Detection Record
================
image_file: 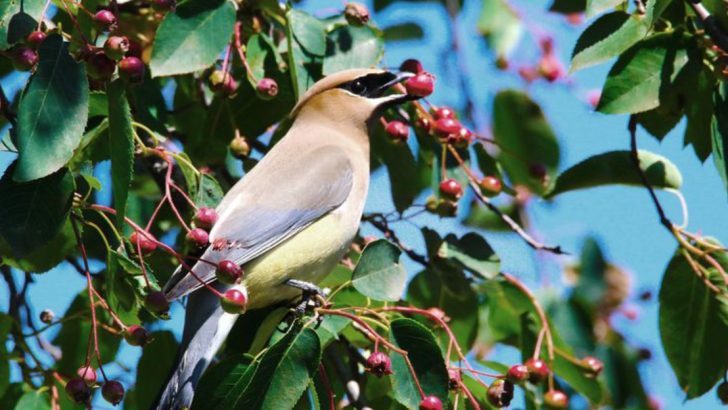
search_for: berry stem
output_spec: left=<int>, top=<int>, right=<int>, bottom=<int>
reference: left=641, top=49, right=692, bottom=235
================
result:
left=502, top=273, right=554, bottom=362
left=318, top=364, right=335, bottom=410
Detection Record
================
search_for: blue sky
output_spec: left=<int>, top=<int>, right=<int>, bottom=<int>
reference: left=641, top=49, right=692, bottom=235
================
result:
left=2, top=0, right=728, bottom=408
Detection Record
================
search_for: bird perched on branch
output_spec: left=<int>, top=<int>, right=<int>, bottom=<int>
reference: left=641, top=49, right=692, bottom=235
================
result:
left=156, top=68, right=417, bottom=409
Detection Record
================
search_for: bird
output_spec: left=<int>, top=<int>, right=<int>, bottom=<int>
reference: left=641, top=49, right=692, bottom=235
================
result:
left=155, top=68, right=417, bottom=409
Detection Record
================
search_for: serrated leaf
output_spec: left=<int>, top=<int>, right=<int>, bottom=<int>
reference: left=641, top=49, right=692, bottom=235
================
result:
left=323, top=25, right=384, bottom=75
left=437, top=232, right=500, bottom=279
left=107, top=80, right=135, bottom=229
left=150, top=0, right=236, bottom=77
left=14, top=34, right=89, bottom=182
left=352, top=240, right=407, bottom=301
left=547, top=150, right=682, bottom=197
left=570, top=12, right=649, bottom=72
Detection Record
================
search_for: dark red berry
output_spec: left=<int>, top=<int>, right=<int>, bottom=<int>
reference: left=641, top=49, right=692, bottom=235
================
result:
left=449, top=126, right=472, bottom=148
left=102, top=380, right=125, bottom=405
left=529, top=163, right=548, bottom=180
left=130, top=231, right=157, bottom=255
left=718, top=381, right=728, bottom=404
left=11, top=47, right=38, bottom=71
left=124, top=325, right=152, bottom=346
left=209, top=70, right=237, bottom=96
left=385, top=120, right=409, bottom=143
left=230, top=136, right=251, bottom=159
left=447, top=368, right=461, bottom=390
left=186, top=228, right=209, bottom=247
left=399, top=58, right=423, bottom=74
left=366, top=351, right=393, bottom=377
left=221, top=288, right=247, bottom=314
left=525, top=358, right=550, bottom=383
left=487, top=379, right=514, bottom=408
left=256, top=77, right=278, bottom=99
left=418, top=395, right=443, bottom=410
left=216, top=260, right=243, bottom=285
left=433, top=118, right=461, bottom=138
left=151, top=0, right=176, bottom=12
left=544, top=390, right=569, bottom=409
left=194, top=207, right=218, bottom=229
left=127, top=39, right=143, bottom=58
left=480, top=176, right=502, bottom=197
left=580, top=356, right=603, bottom=378
left=93, top=10, right=118, bottom=32
left=104, top=36, right=130, bottom=60
left=86, top=52, right=116, bottom=81
left=344, top=2, right=370, bottom=26
left=26, top=31, right=47, bottom=48
left=76, top=366, right=97, bottom=385
left=506, top=364, right=529, bottom=383
left=65, top=378, right=91, bottom=404
left=416, top=117, right=431, bottom=132
left=144, top=291, right=170, bottom=315
left=433, top=106, right=455, bottom=120
left=439, top=178, right=463, bottom=200
left=118, top=56, right=145, bottom=84
left=404, top=72, right=435, bottom=97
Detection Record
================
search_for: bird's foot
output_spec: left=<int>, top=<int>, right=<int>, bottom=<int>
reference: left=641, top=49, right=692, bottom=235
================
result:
left=277, top=279, right=328, bottom=332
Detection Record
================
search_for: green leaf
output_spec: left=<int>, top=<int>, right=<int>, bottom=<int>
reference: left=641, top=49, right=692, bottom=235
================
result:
left=371, top=126, right=422, bottom=212
left=0, top=0, right=44, bottom=49
left=150, top=0, right=236, bottom=77
left=352, top=239, right=407, bottom=301
left=323, top=25, right=384, bottom=75
left=128, top=331, right=178, bottom=410
left=477, top=0, right=523, bottom=57
left=0, top=219, right=77, bottom=273
left=88, top=91, right=108, bottom=118
left=193, top=355, right=254, bottom=409
left=13, top=391, right=50, bottom=410
left=659, top=248, right=728, bottom=398
left=711, top=82, right=728, bottom=194
left=107, top=80, right=135, bottom=229
left=437, top=232, right=500, bottom=279
left=288, top=9, right=326, bottom=56
left=0, top=314, right=11, bottom=398
left=597, top=33, right=689, bottom=115
left=0, top=165, right=73, bottom=257
left=463, top=199, right=522, bottom=232
left=684, top=65, right=714, bottom=162
left=286, top=9, right=326, bottom=97
left=106, top=250, right=140, bottom=324
left=493, top=90, right=559, bottom=196
left=194, top=173, right=225, bottom=208
left=383, top=22, right=424, bottom=41
left=586, top=0, right=623, bottom=17
left=14, top=34, right=89, bottom=182
left=246, top=33, right=274, bottom=84
left=547, top=150, right=682, bottom=197
left=390, top=318, right=449, bottom=409
left=570, top=12, right=649, bottom=72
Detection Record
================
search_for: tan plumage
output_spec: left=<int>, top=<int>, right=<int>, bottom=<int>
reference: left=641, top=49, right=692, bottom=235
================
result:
left=156, top=68, right=415, bottom=409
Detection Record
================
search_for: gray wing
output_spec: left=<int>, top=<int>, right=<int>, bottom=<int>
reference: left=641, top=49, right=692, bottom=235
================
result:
left=164, top=145, right=353, bottom=300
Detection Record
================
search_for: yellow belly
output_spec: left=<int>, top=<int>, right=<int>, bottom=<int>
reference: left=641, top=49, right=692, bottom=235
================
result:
left=238, top=210, right=353, bottom=310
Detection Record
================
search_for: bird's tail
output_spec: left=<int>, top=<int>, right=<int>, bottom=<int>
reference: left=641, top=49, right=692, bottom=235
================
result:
left=155, top=284, right=237, bottom=410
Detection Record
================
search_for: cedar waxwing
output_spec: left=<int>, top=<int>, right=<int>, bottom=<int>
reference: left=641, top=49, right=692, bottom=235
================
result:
left=155, top=68, right=417, bottom=409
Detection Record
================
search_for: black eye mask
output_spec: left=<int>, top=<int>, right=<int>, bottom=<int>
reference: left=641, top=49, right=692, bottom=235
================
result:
left=338, top=72, right=399, bottom=98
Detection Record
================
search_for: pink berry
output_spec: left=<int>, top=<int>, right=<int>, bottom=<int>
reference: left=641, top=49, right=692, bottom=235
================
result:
left=506, top=364, right=529, bottom=383
left=433, top=106, right=455, bottom=120
left=433, top=118, right=461, bottom=138
left=419, top=395, right=442, bottom=410
left=209, top=70, right=237, bottom=96
left=221, top=289, right=247, bottom=314
left=26, top=31, right=47, bottom=48
left=130, top=231, right=157, bottom=255
left=525, top=358, right=550, bottom=383
left=256, top=77, right=278, bottom=99
left=385, top=120, right=409, bottom=142
left=447, top=368, right=461, bottom=390
left=65, top=378, right=91, bottom=404
left=399, top=58, right=423, bottom=74
left=365, top=351, right=393, bottom=377
left=102, top=380, right=125, bottom=405
left=544, top=390, right=569, bottom=409
left=194, top=207, right=218, bottom=229
left=344, top=2, right=370, bottom=26
left=538, top=53, right=564, bottom=82
left=124, top=325, right=151, bottom=346
left=118, top=56, right=145, bottom=84
left=93, top=10, right=118, bottom=32
left=76, top=366, right=97, bottom=385
left=12, top=47, right=38, bottom=71
left=104, top=35, right=130, bottom=60
left=404, top=71, right=435, bottom=97
left=186, top=228, right=209, bottom=247
left=216, top=260, right=243, bottom=284
left=439, top=178, right=463, bottom=200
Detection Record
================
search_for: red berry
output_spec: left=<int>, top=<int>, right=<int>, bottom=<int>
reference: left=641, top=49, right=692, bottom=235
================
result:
left=230, top=136, right=251, bottom=159
left=102, top=380, right=125, bottom=405
left=528, top=163, right=548, bottom=180
left=447, top=368, right=461, bottom=390
left=194, top=207, right=218, bottom=229
left=209, top=70, right=237, bottom=96
left=385, top=120, right=409, bottom=142
left=151, top=0, right=176, bottom=12
left=718, top=381, right=728, bottom=404
left=127, top=39, right=143, bottom=58
left=86, top=52, right=116, bottom=81
left=418, top=395, right=442, bottom=410
left=216, top=260, right=243, bottom=284
left=256, top=77, right=279, bottom=99
left=65, top=378, right=91, bottom=404
left=186, top=228, right=209, bottom=247
left=433, top=106, right=455, bottom=120
left=118, top=56, right=145, bottom=84
left=344, top=2, right=370, bottom=26
left=221, top=288, right=247, bottom=314
left=76, top=366, right=97, bottom=385
left=26, top=31, right=47, bottom=48
left=400, top=58, right=423, bottom=74
left=11, top=47, right=38, bottom=71
left=365, top=351, right=393, bottom=377
left=433, top=118, right=461, bottom=138
left=581, top=356, right=603, bottom=378
left=566, top=13, right=584, bottom=25
left=104, top=35, right=130, bottom=60
left=518, top=66, right=539, bottom=83
left=538, top=54, right=564, bottom=82
left=124, top=325, right=151, bottom=346
left=544, top=390, right=569, bottom=409
left=448, top=126, right=472, bottom=148
left=94, top=10, right=118, bottom=32
left=439, top=178, right=463, bottom=200
left=415, top=117, right=431, bottom=132
left=480, top=176, right=502, bottom=197
left=525, top=358, right=550, bottom=383
left=404, top=72, right=435, bottom=97
left=144, top=291, right=170, bottom=315
left=487, top=379, right=514, bottom=408
left=506, top=364, right=529, bottom=383
left=130, top=231, right=157, bottom=255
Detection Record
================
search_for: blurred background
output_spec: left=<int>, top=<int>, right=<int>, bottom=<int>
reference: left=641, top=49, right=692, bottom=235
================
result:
left=2, top=0, right=727, bottom=408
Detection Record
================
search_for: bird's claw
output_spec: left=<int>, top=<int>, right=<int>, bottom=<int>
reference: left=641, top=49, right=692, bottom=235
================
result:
left=277, top=279, right=327, bottom=332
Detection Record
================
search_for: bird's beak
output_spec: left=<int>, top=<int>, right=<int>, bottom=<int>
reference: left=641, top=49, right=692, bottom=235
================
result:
left=370, top=71, right=419, bottom=106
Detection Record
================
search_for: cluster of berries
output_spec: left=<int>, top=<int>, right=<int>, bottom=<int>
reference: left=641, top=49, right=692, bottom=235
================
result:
left=64, top=366, right=124, bottom=406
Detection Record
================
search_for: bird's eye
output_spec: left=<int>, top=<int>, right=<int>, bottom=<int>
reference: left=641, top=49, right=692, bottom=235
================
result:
left=349, top=80, right=366, bottom=95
